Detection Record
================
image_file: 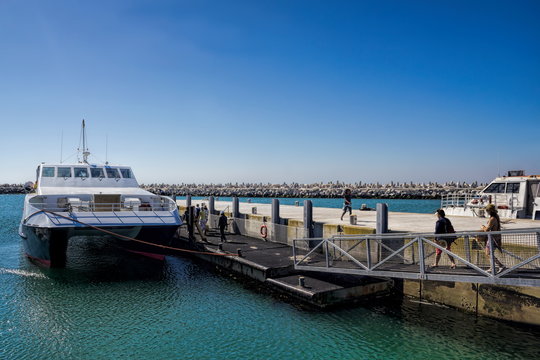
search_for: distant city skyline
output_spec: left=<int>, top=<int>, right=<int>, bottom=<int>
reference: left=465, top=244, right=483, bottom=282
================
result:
left=1, top=1, right=539, bottom=184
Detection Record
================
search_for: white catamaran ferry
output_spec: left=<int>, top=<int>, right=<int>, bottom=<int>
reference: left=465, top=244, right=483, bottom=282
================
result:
left=18, top=121, right=182, bottom=267
left=442, top=170, right=540, bottom=220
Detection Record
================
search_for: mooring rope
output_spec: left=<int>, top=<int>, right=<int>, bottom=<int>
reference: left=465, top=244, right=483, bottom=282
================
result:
left=25, top=209, right=238, bottom=257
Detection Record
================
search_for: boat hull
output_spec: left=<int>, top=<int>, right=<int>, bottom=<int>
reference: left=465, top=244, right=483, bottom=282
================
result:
left=20, top=224, right=179, bottom=268
left=20, top=225, right=70, bottom=267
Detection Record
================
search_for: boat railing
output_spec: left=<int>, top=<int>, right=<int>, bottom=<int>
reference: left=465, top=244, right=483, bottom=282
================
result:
left=442, top=192, right=520, bottom=211
left=28, top=196, right=177, bottom=213
left=441, top=192, right=480, bottom=208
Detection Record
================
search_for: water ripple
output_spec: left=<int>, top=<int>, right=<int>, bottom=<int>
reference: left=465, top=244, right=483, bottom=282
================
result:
left=0, top=267, right=47, bottom=279
left=1, top=194, right=539, bottom=359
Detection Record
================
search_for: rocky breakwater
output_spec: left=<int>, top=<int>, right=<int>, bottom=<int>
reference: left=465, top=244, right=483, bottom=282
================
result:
left=142, top=181, right=484, bottom=200
left=0, top=184, right=26, bottom=194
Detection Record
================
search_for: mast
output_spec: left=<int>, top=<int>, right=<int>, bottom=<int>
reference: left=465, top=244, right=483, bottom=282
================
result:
left=78, top=119, right=91, bottom=164
left=60, top=130, right=63, bottom=163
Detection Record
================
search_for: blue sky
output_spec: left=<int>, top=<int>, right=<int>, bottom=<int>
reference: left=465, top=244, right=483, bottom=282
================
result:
left=1, top=0, right=539, bottom=184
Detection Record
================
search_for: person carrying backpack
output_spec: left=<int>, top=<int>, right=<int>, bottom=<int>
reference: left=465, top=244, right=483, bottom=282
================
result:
left=432, top=209, right=456, bottom=269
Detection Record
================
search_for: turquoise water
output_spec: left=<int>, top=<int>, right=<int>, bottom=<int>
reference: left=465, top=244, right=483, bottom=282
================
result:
left=1, top=194, right=539, bottom=359
left=181, top=197, right=442, bottom=214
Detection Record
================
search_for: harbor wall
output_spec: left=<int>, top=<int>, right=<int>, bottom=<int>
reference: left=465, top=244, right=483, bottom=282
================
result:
left=0, top=182, right=484, bottom=198
left=179, top=205, right=377, bottom=247
left=403, top=280, right=540, bottom=325
left=142, top=182, right=483, bottom=199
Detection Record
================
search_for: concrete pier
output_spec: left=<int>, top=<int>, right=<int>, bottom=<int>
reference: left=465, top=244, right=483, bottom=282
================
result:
left=174, top=198, right=540, bottom=323
left=173, top=227, right=391, bottom=308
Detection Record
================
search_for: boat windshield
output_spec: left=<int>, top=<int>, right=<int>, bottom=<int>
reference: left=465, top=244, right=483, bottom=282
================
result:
left=57, top=167, right=72, bottom=178
left=42, top=167, right=55, bottom=177
left=484, top=182, right=521, bottom=194
left=120, top=169, right=132, bottom=178
left=90, top=168, right=105, bottom=178
left=506, top=183, right=520, bottom=193
left=105, top=168, right=120, bottom=178
left=74, top=167, right=89, bottom=178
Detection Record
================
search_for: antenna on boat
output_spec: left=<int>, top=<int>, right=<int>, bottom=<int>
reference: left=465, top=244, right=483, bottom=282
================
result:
left=105, top=134, right=109, bottom=165
left=60, top=130, right=63, bottom=163
left=77, top=119, right=91, bottom=164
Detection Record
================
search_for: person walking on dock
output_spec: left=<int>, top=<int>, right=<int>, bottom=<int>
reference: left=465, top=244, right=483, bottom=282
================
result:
left=341, top=188, right=353, bottom=221
left=218, top=211, right=228, bottom=242
left=183, top=207, right=194, bottom=240
left=199, top=204, right=208, bottom=235
left=432, top=209, right=456, bottom=269
left=480, top=204, right=506, bottom=272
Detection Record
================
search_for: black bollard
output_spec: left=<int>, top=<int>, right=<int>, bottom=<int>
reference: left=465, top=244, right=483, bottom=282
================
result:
left=376, top=203, right=388, bottom=234
left=304, top=200, right=313, bottom=238
left=272, top=199, right=280, bottom=225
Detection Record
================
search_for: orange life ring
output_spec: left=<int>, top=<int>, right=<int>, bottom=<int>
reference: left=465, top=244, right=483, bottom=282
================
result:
left=498, top=205, right=509, bottom=210
left=260, top=224, right=268, bottom=239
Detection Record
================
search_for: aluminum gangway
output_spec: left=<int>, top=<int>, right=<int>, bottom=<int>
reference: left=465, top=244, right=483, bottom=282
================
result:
left=293, top=228, right=540, bottom=287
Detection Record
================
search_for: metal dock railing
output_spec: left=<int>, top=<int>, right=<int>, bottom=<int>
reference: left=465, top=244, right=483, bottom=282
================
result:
left=293, top=228, right=540, bottom=287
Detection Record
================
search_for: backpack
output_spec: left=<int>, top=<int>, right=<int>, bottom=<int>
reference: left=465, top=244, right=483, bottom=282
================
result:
left=445, top=218, right=457, bottom=244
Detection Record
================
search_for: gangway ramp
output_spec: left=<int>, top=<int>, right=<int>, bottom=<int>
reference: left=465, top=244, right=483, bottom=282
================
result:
left=293, top=228, right=540, bottom=287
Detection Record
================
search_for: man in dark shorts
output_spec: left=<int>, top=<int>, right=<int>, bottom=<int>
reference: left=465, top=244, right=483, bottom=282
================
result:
left=341, top=188, right=352, bottom=221
left=432, top=209, right=456, bottom=269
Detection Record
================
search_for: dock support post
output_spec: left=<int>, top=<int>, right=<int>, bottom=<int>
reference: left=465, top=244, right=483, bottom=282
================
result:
left=208, top=196, right=215, bottom=215
left=418, top=237, right=426, bottom=277
left=304, top=200, right=313, bottom=238
left=272, top=199, right=280, bottom=224
left=271, top=199, right=281, bottom=243
left=376, top=203, right=388, bottom=234
left=232, top=197, right=240, bottom=218
left=232, top=196, right=240, bottom=234
left=186, top=195, right=192, bottom=209
left=188, top=206, right=195, bottom=242
left=376, top=203, right=388, bottom=262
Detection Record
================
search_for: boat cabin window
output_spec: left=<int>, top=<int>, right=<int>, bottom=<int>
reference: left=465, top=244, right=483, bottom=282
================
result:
left=506, top=183, right=521, bottom=194
left=42, top=167, right=55, bottom=177
left=120, top=168, right=132, bottom=178
left=90, top=168, right=105, bottom=178
left=57, top=167, right=72, bottom=178
left=484, top=183, right=505, bottom=193
left=105, top=168, right=120, bottom=178
left=74, top=167, right=89, bottom=178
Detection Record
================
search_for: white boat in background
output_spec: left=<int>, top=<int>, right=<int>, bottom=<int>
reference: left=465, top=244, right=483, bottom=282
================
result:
left=442, top=170, right=540, bottom=220
left=18, top=121, right=182, bottom=267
